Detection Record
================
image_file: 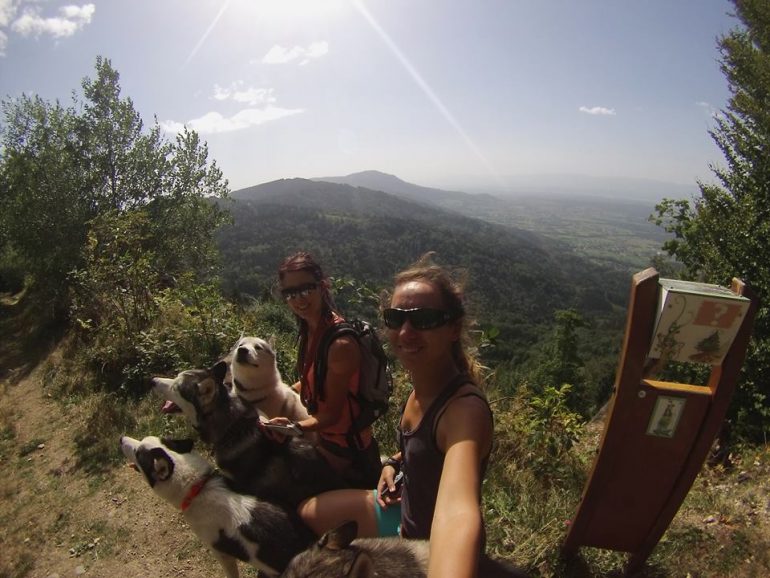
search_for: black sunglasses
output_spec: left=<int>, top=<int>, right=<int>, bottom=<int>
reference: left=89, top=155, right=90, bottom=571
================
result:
left=280, top=282, right=318, bottom=301
left=383, top=307, right=459, bottom=330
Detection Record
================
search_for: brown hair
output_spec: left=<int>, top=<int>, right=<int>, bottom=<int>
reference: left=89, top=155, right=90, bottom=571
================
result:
left=278, top=252, right=337, bottom=329
left=390, top=252, right=484, bottom=384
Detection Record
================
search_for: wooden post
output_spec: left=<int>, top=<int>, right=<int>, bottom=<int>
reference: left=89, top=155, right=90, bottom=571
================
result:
left=562, top=270, right=758, bottom=574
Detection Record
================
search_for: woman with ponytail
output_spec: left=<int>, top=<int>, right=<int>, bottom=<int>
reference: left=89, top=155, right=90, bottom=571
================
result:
left=296, top=253, right=503, bottom=578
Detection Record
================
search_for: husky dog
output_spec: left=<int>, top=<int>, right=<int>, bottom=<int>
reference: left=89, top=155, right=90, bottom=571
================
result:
left=281, top=521, right=529, bottom=578
left=120, top=435, right=314, bottom=578
left=230, top=336, right=310, bottom=424
left=152, top=361, right=347, bottom=507
left=280, top=520, right=429, bottom=578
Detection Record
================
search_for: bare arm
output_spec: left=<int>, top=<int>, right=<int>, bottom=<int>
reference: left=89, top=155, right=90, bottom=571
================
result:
left=296, top=335, right=360, bottom=432
left=428, top=394, right=493, bottom=578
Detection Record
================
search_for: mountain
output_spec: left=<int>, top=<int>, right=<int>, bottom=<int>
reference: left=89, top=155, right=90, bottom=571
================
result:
left=314, top=170, right=500, bottom=209
left=221, top=178, right=629, bottom=359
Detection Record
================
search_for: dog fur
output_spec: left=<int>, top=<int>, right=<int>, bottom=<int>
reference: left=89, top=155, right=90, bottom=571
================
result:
left=230, top=336, right=309, bottom=424
left=120, top=435, right=314, bottom=578
left=152, top=361, right=347, bottom=507
left=280, top=520, right=530, bottom=578
left=280, top=520, right=429, bottom=578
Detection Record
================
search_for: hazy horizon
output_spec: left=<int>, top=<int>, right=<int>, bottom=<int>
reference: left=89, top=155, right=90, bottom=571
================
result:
left=0, top=1, right=735, bottom=196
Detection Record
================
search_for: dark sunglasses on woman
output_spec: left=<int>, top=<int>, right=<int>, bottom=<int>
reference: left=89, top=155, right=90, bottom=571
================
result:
left=281, top=282, right=318, bottom=301
left=383, top=307, right=459, bottom=330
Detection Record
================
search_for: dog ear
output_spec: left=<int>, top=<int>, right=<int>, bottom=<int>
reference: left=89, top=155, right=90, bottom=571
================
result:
left=323, top=520, right=358, bottom=550
left=162, top=438, right=194, bottom=454
left=347, top=551, right=374, bottom=578
left=268, top=334, right=276, bottom=350
left=198, top=377, right=218, bottom=404
left=149, top=447, right=174, bottom=481
left=211, top=360, right=228, bottom=384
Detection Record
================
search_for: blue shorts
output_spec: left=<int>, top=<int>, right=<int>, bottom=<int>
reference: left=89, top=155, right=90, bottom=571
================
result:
left=373, top=490, right=402, bottom=537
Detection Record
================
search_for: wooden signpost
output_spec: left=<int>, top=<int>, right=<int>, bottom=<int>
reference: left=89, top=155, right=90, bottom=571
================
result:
left=562, top=268, right=758, bottom=574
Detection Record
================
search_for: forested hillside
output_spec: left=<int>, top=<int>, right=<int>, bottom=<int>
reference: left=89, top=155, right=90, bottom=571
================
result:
left=221, top=178, right=630, bottom=361
left=317, top=170, right=671, bottom=272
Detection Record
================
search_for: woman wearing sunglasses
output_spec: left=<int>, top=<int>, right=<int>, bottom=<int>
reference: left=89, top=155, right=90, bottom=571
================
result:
left=265, top=251, right=382, bottom=489
left=296, top=253, right=511, bottom=577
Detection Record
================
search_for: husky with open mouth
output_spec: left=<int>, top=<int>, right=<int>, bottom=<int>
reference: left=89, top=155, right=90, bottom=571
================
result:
left=120, top=435, right=314, bottom=578
left=152, top=360, right=347, bottom=507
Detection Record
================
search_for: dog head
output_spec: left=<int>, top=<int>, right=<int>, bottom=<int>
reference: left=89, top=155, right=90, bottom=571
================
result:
left=231, top=336, right=280, bottom=393
left=120, top=435, right=213, bottom=509
left=152, top=361, right=229, bottom=429
left=281, top=520, right=372, bottom=578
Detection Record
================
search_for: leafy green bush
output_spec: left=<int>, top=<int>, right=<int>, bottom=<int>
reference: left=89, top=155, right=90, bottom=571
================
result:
left=482, top=379, right=589, bottom=574
left=0, top=245, right=26, bottom=294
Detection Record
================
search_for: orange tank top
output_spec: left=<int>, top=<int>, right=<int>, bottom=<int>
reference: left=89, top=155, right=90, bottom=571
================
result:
left=301, top=314, right=373, bottom=450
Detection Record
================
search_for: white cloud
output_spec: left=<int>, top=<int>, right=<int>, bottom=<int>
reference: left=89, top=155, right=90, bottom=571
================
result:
left=696, top=101, right=720, bottom=119
left=0, top=0, right=15, bottom=28
left=262, top=41, right=328, bottom=65
left=11, top=3, right=95, bottom=39
left=161, top=106, right=304, bottom=135
left=212, top=83, right=277, bottom=106
left=579, top=106, right=616, bottom=116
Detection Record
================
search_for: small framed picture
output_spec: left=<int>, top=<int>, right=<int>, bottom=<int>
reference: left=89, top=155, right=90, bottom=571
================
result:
left=646, top=396, right=686, bottom=438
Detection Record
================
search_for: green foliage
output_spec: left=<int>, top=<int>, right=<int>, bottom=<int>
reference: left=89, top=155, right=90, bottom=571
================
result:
left=651, top=0, right=770, bottom=441
left=0, top=243, right=26, bottom=293
left=0, top=56, right=229, bottom=313
left=216, top=196, right=629, bottom=368
left=524, top=384, right=585, bottom=485
left=0, top=94, right=84, bottom=304
left=482, top=379, right=589, bottom=574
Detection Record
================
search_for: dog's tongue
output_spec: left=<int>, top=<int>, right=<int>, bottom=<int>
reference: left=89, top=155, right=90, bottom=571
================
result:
left=161, top=400, right=182, bottom=414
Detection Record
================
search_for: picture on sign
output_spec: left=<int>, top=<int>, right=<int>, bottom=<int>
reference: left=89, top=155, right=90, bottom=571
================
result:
left=646, top=396, right=686, bottom=438
left=648, top=279, right=750, bottom=365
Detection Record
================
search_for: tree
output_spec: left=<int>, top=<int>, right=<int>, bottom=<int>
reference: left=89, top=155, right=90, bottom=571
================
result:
left=0, top=57, right=229, bottom=309
left=652, top=0, right=770, bottom=441
left=528, top=309, right=590, bottom=415
left=0, top=95, right=85, bottom=299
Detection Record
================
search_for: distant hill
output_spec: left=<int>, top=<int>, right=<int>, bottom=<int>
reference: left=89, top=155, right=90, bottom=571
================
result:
left=314, top=170, right=500, bottom=209
left=221, top=178, right=629, bottom=359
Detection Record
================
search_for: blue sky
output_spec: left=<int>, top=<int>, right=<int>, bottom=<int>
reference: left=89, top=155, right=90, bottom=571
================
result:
left=0, top=0, right=737, bottom=194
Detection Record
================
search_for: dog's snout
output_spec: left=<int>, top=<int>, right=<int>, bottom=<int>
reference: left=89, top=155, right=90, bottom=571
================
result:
left=236, top=347, right=250, bottom=362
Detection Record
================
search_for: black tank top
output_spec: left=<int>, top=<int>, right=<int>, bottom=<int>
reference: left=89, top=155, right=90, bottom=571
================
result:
left=397, top=374, right=492, bottom=540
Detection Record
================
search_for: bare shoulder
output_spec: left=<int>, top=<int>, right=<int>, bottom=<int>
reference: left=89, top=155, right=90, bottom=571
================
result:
left=326, top=335, right=360, bottom=369
left=326, top=334, right=359, bottom=356
left=443, top=393, right=491, bottom=429
left=437, top=388, right=493, bottom=452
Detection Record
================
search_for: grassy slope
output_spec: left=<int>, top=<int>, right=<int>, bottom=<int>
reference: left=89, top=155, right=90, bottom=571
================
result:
left=2, top=294, right=770, bottom=578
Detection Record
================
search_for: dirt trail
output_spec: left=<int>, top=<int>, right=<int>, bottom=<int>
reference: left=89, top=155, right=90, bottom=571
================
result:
left=0, top=297, right=233, bottom=578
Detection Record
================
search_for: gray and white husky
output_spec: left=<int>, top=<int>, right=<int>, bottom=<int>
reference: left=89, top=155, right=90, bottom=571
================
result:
left=280, top=521, right=530, bottom=578
left=280, top=520, right=429, bottom=578
left=230, top=336, right=310, bottom=424
left=120, top=435, right=314, bottom=578
left=152, top=360, right=347, bottom=507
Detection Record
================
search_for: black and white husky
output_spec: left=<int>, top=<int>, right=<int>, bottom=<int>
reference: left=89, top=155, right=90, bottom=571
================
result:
left=120, top=435, right=314, bottom=578
left=230, top=336, right=310, bottom=424
left=280, top=520, right=429, bottom=578
left=152, top=360, right=347, bottom=507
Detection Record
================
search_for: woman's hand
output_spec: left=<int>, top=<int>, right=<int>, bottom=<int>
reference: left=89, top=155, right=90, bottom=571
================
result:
left=263, top=416, right=293, bottom=442
left=377, top=464, right=402, bottom=508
